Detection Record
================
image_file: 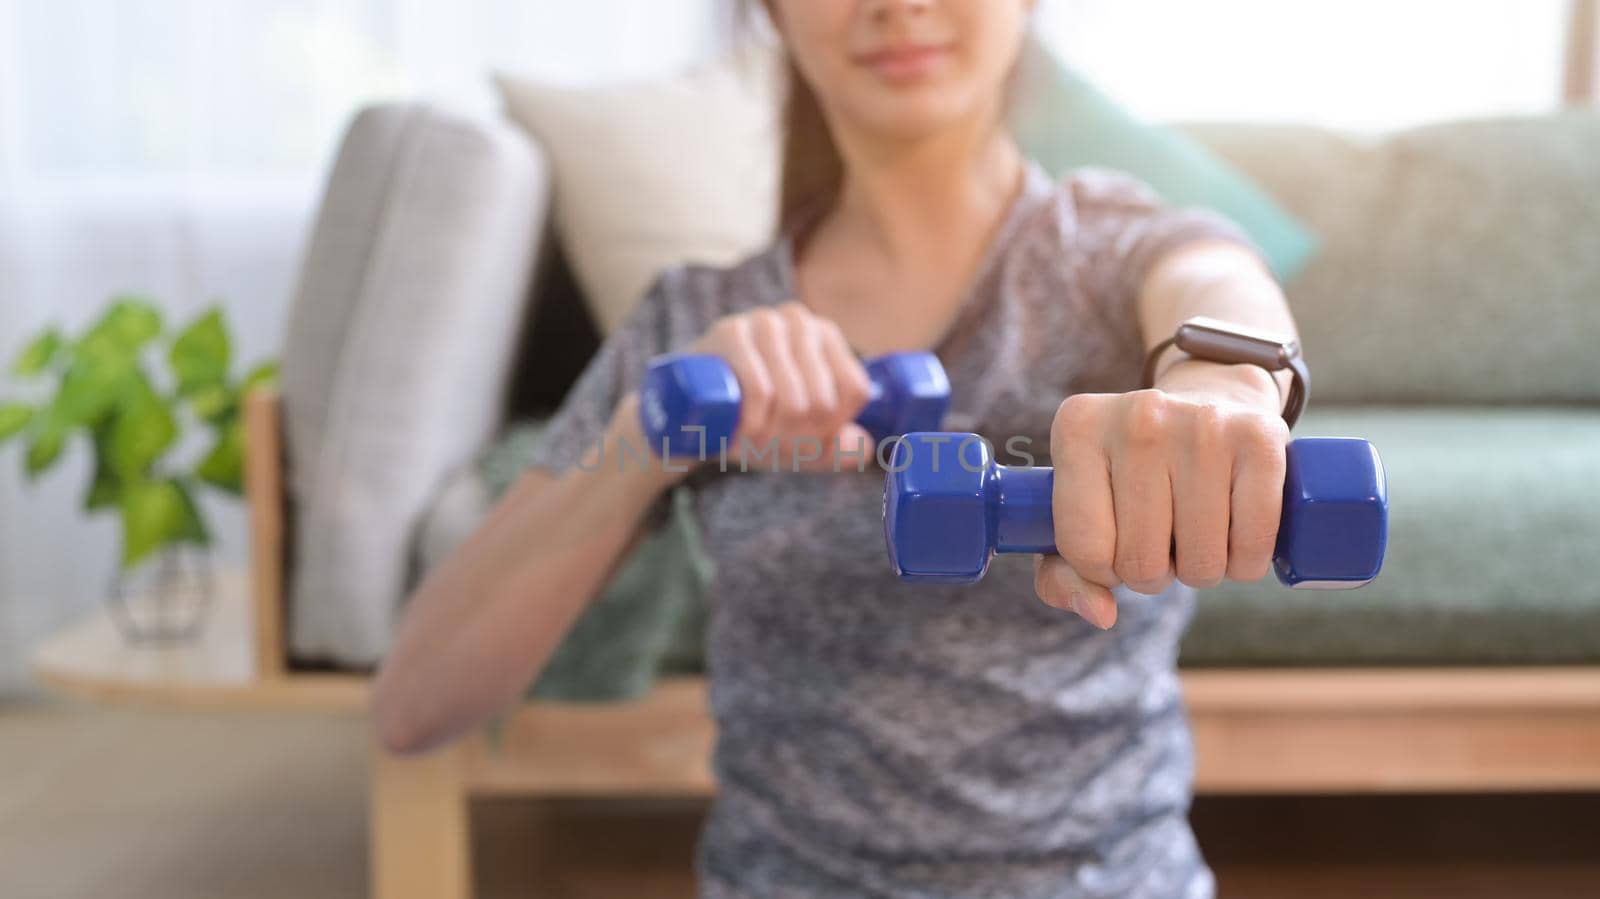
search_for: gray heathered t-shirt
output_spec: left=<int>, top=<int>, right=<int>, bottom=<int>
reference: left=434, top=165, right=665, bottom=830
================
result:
left=527, top=161, right=1258, bottom=898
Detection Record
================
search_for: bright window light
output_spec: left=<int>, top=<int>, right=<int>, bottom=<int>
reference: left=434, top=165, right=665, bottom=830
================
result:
left=1035, top=0, right=1571, bottom=131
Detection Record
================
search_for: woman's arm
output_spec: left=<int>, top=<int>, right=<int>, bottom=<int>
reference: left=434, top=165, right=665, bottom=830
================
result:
left=1036, top=240, right=1301, bottom=627
left=372, top=300, right=877, bottom=754
left=371, top=392, right=680, bottom=755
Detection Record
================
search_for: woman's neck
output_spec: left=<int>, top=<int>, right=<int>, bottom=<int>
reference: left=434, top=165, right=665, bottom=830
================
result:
left=790, top=110, right=1029, bottom=355
left=828, top=122, right=1026, bottom=271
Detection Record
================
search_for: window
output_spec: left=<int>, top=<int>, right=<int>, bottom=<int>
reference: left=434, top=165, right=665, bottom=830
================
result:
left=1035, top=0, right=1572, bottom=130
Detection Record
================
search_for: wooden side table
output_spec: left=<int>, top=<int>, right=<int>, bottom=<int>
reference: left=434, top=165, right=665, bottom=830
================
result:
left=32, top=569, right=368, bottom=711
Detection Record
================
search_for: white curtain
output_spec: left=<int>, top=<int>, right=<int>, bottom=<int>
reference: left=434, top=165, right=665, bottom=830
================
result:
left=0, top=0, right=723, bottom=692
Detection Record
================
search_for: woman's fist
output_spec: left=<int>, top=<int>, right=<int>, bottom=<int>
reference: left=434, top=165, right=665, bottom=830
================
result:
left=688, top=302, right=876, bottom=472
left=1035, top=380, right=1289, bottom=628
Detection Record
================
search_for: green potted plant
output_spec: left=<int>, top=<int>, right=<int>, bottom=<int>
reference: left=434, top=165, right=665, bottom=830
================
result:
left=0, top=296, right=277, bottom=643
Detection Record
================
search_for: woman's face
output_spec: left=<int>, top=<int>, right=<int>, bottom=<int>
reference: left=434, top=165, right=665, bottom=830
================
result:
left=768, top=0, right=1034, bottom=145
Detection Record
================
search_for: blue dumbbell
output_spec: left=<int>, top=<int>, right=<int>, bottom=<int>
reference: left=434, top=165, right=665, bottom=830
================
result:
left=640, top=352, right=952, bottom=458
left=883, top=432, right=1387, bottom=588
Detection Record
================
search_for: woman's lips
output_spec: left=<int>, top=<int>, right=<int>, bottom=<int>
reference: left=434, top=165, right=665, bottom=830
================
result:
left=855, top=43, right=952, bottom=84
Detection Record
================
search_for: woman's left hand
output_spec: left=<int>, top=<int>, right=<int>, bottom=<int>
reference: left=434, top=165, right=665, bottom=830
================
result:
left=1034, top=379, right=1290, bottom=629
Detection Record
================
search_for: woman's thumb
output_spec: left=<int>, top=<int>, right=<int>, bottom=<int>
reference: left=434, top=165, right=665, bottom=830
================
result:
left=1034, top=555, right=1119, bottom=629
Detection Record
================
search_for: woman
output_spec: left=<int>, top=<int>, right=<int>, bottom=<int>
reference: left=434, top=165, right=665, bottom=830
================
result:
left=373, top=1, right=1300, bottom=896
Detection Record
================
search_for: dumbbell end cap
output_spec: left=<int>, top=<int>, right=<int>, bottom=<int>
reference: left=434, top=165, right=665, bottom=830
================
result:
left=640, top=354, right=741, bottom=458
left=860, top=353, right=952, bottom=443
left=1274, top=437, right=1389, bottom=589
left=883, top=433, right=994, bottom=584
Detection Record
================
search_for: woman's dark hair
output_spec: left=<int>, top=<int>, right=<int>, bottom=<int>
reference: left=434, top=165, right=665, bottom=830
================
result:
left=739, top=1, right=1028, bottom=237
left=737, top=1, right=845, bottom=235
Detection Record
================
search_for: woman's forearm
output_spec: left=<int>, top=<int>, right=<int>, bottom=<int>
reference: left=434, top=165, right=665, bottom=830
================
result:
left=372, top=393, right=679, bottom=755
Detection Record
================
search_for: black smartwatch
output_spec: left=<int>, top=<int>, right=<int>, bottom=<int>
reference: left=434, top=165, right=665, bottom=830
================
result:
left=1140, top=316, right=1309, bottom=429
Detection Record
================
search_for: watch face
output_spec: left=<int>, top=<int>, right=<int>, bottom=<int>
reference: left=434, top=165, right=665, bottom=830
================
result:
left=1176, top=316, right=1299, bottom=368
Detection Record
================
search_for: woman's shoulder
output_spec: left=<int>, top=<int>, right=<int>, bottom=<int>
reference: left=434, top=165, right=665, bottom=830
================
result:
left=1004, top=162, right=1250, bottom=273
left=1012, top=163, right=1170, bottom=239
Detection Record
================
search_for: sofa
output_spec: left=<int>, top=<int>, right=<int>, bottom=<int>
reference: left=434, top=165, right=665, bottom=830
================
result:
left=248, top=57, right=1600, bottom=898
left=277, top=100, right=1600, bottom=685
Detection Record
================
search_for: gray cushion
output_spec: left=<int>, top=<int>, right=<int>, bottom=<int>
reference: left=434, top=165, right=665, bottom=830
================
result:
left=1182, top=405, right=1600, bottom=666
left=1185, top=114, right=1600, bottom=404
left=280, top=104, right=548, bottom=666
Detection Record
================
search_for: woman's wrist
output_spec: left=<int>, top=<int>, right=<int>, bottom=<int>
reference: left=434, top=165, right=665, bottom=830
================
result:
left=1153, top=358, right=1285, bottom=417
left=605, top=392, right=695, bottom=494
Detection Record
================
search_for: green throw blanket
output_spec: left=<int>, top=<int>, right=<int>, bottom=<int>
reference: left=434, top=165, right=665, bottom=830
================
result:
left=479, top=422, right=713, bottom=702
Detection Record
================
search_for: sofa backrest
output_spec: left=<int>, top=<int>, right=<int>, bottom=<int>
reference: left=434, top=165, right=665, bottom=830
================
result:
left=521, top=114, right=1600, bottom=411
left=1184, top=113, right=1600, bottom=405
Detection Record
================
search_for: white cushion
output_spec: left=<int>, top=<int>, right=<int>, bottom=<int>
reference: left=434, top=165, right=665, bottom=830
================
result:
left=494, top=49, right=781, bottom=335
left=280, top=104, right=548, bottom=666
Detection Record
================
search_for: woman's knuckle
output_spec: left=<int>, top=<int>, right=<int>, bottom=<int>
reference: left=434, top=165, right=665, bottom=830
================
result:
left=751, top=308, right=783, bottom=334
left=777, top=301, right=811, bottom=325
left=1123, top=390, right=1169, bottom=445
left=1178, top=551, right=1227, bottom=588
left=1116, top=549, right=1167, bottom=587
left=1228, top=552, right=1272, bottom=582
left=1230, top=410, right=1287, bottom=453
left=778, top=394, right=812, bottom=421
left=1058, top=524, right=1104, bottom=564
left=1053, top=394, right=1099, bottom=442
left=1188, top=401, right=1227, bottom=443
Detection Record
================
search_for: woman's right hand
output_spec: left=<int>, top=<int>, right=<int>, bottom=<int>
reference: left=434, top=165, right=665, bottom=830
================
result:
left=680, top=301, right=877, bottom=474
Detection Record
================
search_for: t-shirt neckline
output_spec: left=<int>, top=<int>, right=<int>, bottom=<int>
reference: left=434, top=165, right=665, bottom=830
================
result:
left=768, top=159, right=1056, bottom=357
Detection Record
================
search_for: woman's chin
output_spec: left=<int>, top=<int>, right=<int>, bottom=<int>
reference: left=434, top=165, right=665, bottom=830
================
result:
left=862, top=109, right=984, bottom=145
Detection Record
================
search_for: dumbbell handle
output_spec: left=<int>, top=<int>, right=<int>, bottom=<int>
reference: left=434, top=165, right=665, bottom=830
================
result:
left=642, top=351, right=949, bottom=458
left=945, top=443, right=1366, bottom=566
left=886, top=433, right=1388, bottom=588
left=979, top=463, right=1056, bottom=554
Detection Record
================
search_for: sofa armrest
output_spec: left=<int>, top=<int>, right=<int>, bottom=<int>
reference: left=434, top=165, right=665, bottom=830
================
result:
left=244, top=387, right=289, bottom=680
left=279, top=102, right=551, bottom=667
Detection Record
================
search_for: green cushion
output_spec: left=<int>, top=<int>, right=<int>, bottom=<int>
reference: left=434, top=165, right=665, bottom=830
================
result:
left=1182, top=406, right=1600, bottom=666
left=1011, top=36, right=1319, bottom=282
left=494, top=404, right=1600, bottom=700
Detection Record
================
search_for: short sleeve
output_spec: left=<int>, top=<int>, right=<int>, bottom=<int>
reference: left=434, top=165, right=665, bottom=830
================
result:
left=1067, top=168, right=1268, bottom=347
left=523, top=274, right=674, bottom=476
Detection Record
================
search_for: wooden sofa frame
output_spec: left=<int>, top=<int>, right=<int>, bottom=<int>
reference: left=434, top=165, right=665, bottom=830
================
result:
left=243, top=388, right=1600, bottom=899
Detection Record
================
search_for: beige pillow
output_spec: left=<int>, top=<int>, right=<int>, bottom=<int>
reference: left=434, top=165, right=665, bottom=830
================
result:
left=495, top=50, right=782, bottom=334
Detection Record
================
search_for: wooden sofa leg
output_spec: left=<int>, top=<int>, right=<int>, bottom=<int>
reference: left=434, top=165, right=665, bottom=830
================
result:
left=370, top=736, right=471, bottom=899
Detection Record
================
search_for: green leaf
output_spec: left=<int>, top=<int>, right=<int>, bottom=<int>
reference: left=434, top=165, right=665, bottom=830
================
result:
left=196, top=416, right=246, bottom=494
left=118, top=478, right=208, bottom=569
left=169, top=307, right=231, bottom=397
left=85, top=297, right=163, bottom=354
left=106, top=375, right=177, bottom=480
left=24, top=428, right=65, bottom=479
left=12, top=329, right=63, bottom=377
left=0, top=403, right=33, bottom=444
left=84, top=418, right=120, bottom=511
left=84, top=457, right=122, bottom=511
left=187, top=383, right=236, bottom=425
left=170, top=480, right=210, bottom=545
left=241, top=360, right=279, bottom=393
left=54, top=337, right=139, bottom=427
